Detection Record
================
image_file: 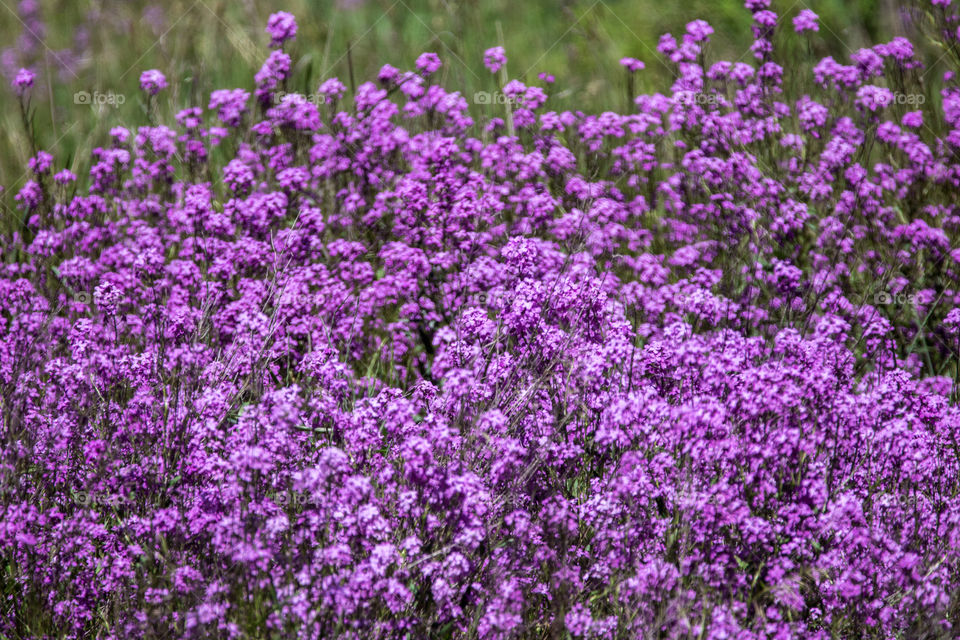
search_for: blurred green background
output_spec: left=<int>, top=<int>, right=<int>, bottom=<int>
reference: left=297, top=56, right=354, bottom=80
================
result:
left=0, top=0, right=908, bottom=201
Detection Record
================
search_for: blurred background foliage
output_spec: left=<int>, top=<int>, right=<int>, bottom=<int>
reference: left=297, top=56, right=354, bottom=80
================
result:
left=0, top=0, right=923, bottom=206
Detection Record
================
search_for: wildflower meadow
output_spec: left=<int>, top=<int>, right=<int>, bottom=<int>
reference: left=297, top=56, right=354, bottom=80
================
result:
left=3, top=0, right=960, bottom=638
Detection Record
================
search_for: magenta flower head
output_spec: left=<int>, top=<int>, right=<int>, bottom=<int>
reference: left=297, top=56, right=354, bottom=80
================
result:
left=944, top=308, right=960, bottom=336
left=109, top=126, right=131, bottom=144
left=657, top=34, right=678, bottom=55
left=483, top=46, right=507, bottom=73
left=318, top=77, right=347, bottom=101
left=415, top=52, right=442, bottom=77
left=793, top=9, right=819, bottom=32
left=903, top=110, right=923, bottom=128
left=753, top=10, right=778, bottom=28
left=876, top=37, right=916, bottom=65
left=620, top=57, right=645, bottom=72
left=13, top=67, right=35, bottom=96
left=28, top=150, right=53, bottom=175
left=139, top=69, right=167, bottom=95
left=686, top=19, right=714, bottom=43
left=855, top=84, right=894, bottom=112
left=52, top=169, right=76, bottom=185
left=378, top=64, right=400, bottom=85
left=932, top=0, right=952, bottom=7
left=266, top=11, right=297, bottom=48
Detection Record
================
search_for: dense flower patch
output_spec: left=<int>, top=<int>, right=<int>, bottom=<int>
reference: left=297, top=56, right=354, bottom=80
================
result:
left=3, top=1, right=960, bottom=638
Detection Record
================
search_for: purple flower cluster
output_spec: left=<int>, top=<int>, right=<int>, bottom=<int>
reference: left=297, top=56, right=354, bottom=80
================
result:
left=266, top=11, right=298, bottom=48
left=483, top=46, right=507, bottom=74
left=12, top=66, right=34, bottom=96
left=794, top=9, right=820, bottom=33
left=4, top=3, right=960, bottom=639
left=139, top=69, right=168, bottom=95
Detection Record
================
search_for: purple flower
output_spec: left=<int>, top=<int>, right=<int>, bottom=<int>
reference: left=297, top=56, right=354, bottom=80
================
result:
left=222, top=158, right=255, bottom=194
left=793, top=9, right=819, bottom=32
left=855, top=84, right=894, bottom=111
left=14, top=179, right=42, bottom=210
left=209, top=88, right=250, bottom=127
left=109, top=126, right=130, bottom=144
left=620, top=57, right=645, bottom=72
left=565, top=603, right=594, bottom=637
left=686, top=19, right=714, bottom=43
left=318, top=77, right=347, bottom=101
left=13, top=67, right=35, bottom=95
left=254, top=50, right=291, bottom=103
left=28, top=150, right=52, bottom=175
left=378, top=64, right=400, bottom=85
left=266, top=93, right=321, bottom=131
left=903, top=110, right=923, bottom=127
left=945, top=308, right=960, bottom=334
left=657, top=33, right=678, bottom=55
left=266, top=11, right=297, bottom=48
left=53, top=169, right=76, bottom=184
left=415, top=52, right=442, bottom=77
left=483, top=46, right=507, bottom=73
left=876, top=37, right=916, bottom=64
left=753, top=9, right=778, bottom=28
left=139, top=69, right=167, bottom=95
